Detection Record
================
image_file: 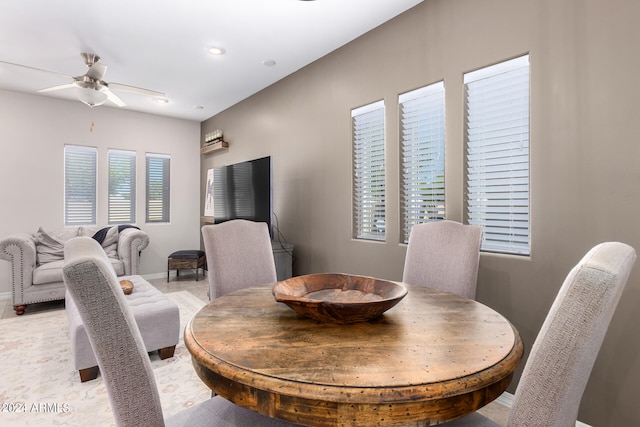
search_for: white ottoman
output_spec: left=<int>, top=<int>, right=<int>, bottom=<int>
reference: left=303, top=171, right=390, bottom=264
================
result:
left=66, top=275, right=180, bottom=382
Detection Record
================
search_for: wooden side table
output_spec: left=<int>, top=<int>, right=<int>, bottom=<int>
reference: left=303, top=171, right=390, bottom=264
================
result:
left=167, top=250, right=206, bottom=281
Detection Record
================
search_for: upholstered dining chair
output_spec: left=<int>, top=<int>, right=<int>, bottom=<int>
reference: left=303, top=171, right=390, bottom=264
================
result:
left=62, top=236, right=299, bottom=427
left=202, top=219, right=277, bottom=300
left=440, top=241, right=636, bottom=427
left=402, top=220, right=482, bottom=299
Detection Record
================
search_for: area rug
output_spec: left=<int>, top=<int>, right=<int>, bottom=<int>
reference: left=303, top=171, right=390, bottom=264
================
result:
left=0, top=291, right=209, bottom=426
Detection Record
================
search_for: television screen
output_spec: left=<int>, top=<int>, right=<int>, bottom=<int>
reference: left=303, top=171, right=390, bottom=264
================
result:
left=212, top=156, right=272, bottom=236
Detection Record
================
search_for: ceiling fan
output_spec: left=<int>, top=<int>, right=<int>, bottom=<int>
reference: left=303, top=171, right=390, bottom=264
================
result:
left=0, top=52, right=165, bottom=107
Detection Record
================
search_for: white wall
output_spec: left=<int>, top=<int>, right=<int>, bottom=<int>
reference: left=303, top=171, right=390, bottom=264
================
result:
left=0, top=89, right=201, bottom=295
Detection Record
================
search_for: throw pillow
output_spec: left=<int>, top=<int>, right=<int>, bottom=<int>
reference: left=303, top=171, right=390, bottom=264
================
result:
left=101, top=226, right=119, bottom=258
left=91, top=226, right=119, bottom=258
left=34, top=227, right=65, bottom=265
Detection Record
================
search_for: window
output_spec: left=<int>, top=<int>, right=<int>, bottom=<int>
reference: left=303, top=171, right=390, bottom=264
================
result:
left=64, top=145, right=97, bottom=226
left=464, top=55, right=530, bottom=255
left=352, top=100, right=386, bottom=241
left=146, top=153, right=170, bottom=223
left=108, top=149, right=136, bottom=224
left=400, top=82, right=445, bottom=243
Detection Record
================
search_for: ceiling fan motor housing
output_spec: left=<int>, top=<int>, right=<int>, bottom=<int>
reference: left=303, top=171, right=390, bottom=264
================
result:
left=81, top=52, right=100, bottom=66
left=74, top=75, right=108, bottom=91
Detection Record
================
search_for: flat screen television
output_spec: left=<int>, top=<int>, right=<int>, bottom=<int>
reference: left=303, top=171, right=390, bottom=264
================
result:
left=211, top=156, right=272, bottom=237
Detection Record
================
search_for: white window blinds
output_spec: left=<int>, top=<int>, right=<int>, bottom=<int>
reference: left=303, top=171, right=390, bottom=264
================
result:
left=108, top=149, right=136, bottom=224
left=146, top=153, right=170, bottom=223
left=464, top=55, right=530, bottom=255
left=400, top=82, right=445, bottom=244
left=352, top=101, right=386, bottom=241
left=64, top=145, right=97, bottom=226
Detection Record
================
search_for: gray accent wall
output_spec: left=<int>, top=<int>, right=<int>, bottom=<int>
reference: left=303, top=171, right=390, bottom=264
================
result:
left=201, top=1, right=640, bottom=425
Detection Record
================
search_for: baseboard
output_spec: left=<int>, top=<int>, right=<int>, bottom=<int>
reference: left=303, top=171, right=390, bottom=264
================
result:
left=0, top=291, right=10, bottom=301
left=496, top=392, right=591, bottom=427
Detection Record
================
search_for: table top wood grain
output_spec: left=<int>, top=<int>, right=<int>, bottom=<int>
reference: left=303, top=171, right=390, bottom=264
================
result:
left=184, top=282, right=523, bottom=426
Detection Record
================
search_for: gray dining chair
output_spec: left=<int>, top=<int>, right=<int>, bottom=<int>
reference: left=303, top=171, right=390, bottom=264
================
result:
left=402, top=220, right=482, bottom=299
left=440, top=241, right=636, bottom=427
left=62, top=236, right=299, bottom=427
left=202, top=219, right=277, bottom=300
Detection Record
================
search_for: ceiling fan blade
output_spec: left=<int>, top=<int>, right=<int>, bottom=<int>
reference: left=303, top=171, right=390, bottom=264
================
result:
left=109, top=82, right=165, bottom=98
left=105, top=88, right=126, bottom=107
left=0, top=60, right=72, bottom=78
left=86, top=62, right=107, bottom=81
left=38, top=83, right=75, bottom=93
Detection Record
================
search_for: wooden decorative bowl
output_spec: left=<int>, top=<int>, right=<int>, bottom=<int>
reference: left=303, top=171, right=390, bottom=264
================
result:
left=273, top=273, right=408, bottom=324
left=119, top=279, right=134, bottom=295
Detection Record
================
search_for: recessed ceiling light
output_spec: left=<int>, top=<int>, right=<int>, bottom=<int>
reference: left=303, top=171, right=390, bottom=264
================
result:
left=262, top=59, right=276, bottom=67
left=208, top=47, right=226, bottom=55
left=193, top=105, right=204, bottom=110
left=153, top=97, right=169, bottom=104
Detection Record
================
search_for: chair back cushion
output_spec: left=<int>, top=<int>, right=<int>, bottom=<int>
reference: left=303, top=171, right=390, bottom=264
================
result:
left=402, top=220, right=482, bottom=298
left=508, top=242, right=636, bottom=427
left=63, top=237, right=165, bottom=427
left=202, top=220, right=277, bottom=300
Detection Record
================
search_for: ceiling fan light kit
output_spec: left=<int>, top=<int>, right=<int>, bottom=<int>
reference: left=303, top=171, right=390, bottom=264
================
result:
left=76, top=86, right=108, bottom=107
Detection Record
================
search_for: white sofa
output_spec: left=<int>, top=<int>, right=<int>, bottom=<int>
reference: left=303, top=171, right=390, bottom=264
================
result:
left=0, top=225, right=149, bottom=315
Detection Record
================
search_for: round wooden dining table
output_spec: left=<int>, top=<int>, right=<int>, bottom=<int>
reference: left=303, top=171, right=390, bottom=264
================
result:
left=184, top=281, right=523, bottom=427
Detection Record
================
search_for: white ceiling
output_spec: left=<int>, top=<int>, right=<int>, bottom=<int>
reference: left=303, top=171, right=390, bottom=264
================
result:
left=0, top=0, right=422, bottom=122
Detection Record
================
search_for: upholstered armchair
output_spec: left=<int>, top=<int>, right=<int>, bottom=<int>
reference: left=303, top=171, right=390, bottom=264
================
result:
left=0, top=225, right=149, bottom=315
left=201, top=219, right=277, bottom=300
left=440, top=242, right=636, bottom=426
left=403, top=220, right=483, bottom=299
